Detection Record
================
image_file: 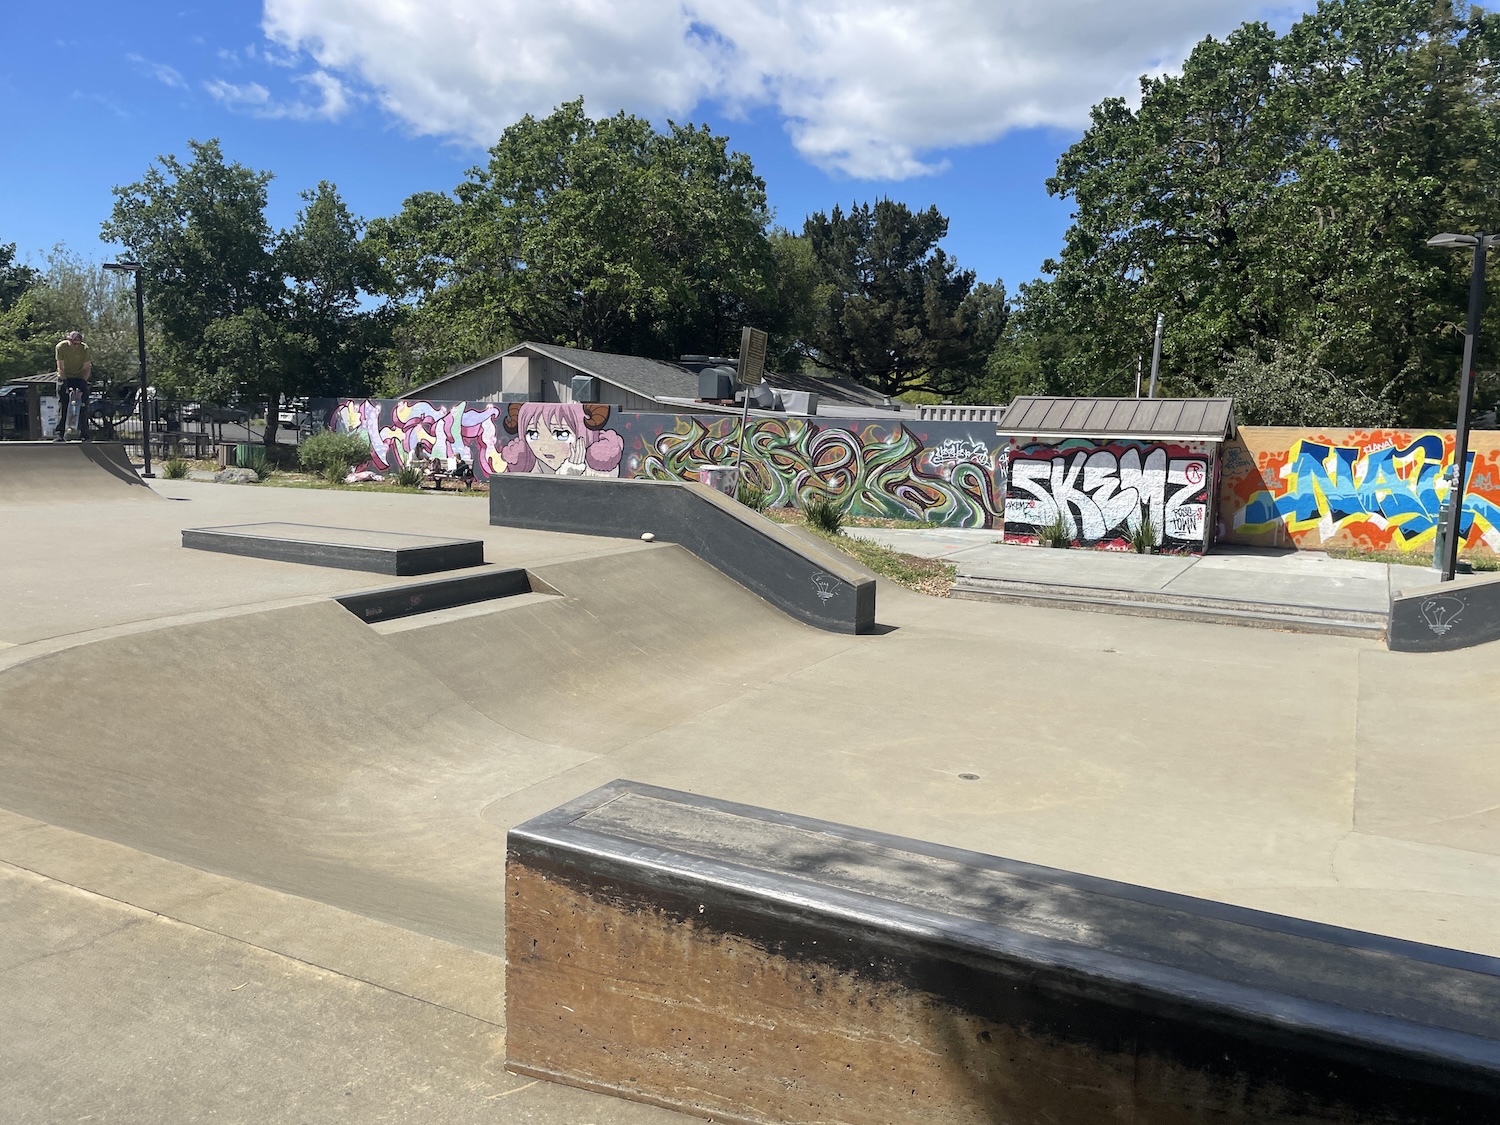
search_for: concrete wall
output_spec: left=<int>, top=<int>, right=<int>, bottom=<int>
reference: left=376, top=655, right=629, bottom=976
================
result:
left=337, top=398, right=1005, bottom=527
left=1001, top=438, right=1217, bottom=553
left=1219, top=427, right=1500, bottom=557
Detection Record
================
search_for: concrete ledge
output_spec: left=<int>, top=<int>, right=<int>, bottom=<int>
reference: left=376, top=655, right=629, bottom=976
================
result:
left=182, top=522, right=485, bottom=576
left=336, top=567, right=538, bottom=624
left=1388, top=573, right=1500, bottom=652
left=507, top=780, right=1500, bottom=1125
left=488, top=475, right=875, bottom=634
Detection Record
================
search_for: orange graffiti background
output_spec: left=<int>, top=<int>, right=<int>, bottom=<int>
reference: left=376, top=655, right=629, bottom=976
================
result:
left=1218, top=427, right=1500, bottom=555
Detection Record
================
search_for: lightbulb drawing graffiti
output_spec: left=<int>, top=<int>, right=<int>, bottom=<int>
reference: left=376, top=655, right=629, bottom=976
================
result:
left=1420, top=595, right=1466, bottom=636
left=811, top=573, right=837, bottom=602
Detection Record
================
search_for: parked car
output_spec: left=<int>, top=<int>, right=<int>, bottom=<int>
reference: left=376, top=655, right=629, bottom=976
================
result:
left=278, top=397, right=309, bottom=426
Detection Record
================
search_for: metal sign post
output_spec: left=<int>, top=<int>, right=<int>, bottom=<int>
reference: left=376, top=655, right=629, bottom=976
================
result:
left=731, top=327, right=768, bottom=497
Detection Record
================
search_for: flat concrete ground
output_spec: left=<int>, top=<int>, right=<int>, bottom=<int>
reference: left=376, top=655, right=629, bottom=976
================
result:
left=4, top=474, right=1500, bottom=1123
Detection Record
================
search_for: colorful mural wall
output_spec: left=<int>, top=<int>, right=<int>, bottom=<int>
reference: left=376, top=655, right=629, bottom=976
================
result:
left=1219, top=428, right=1500, bottom=556
left=336, top=399, right=1004, bottom=528
left=1002, top=440, right=1214, bottom=552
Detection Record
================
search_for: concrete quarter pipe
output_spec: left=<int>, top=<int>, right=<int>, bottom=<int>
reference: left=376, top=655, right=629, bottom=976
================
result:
left=0, top=441, right=155, bottom=506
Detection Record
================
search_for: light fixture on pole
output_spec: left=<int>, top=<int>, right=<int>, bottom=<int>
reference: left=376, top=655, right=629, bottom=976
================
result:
left=102, top=260, right=152, bottom=479
left=1425, top=232, right=1496, bottom=582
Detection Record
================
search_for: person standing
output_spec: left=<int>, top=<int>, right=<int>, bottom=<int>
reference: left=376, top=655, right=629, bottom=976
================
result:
left=53, top=330, right=92, bottom=441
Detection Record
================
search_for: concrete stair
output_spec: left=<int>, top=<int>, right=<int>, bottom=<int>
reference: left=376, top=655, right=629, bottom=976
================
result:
left=950, top=575, right=1388, bottom=639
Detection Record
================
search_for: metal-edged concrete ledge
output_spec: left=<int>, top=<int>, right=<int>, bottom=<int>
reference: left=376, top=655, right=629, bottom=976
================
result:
left=335, top=566, right=540, bottom=623
left=488, top=475, right=875, bottom=634
left=1388, top=572, right=1500, bottom=652
left=182, top=522, right=485, bottom=575
left=507, top=780, right=1500, bottom=1125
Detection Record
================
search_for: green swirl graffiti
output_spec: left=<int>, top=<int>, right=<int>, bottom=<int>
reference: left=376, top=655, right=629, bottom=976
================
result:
left=633, top=417, right=997, bottom=527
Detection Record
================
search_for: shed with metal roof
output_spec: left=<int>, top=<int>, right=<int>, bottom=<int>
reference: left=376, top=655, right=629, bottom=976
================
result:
left=999, top=396, right=1236, bottom=443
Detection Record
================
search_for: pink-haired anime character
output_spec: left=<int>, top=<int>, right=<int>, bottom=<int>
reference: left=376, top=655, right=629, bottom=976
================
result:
left=501, top=401, right=623, bottom=477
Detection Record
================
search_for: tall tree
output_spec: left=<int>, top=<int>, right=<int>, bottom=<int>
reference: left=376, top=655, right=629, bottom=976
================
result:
left=103, top=139, right=279, bottom=411
left=800, top=200, right=1002, bottom=398
left=1019, top=0, right=1500, bottom=424
left=369, top=100, right=786, bottom=384
left=0, top=242, right=44, bottom=380
left=105, top=143, right=387, bottom=440
left=276, top=182, right=391, bottom=416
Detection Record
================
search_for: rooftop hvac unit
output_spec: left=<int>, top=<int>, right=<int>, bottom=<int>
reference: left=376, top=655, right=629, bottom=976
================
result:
left=571, top=375, right=599, bottom=403
left=698, top=369, right=735, bottom=400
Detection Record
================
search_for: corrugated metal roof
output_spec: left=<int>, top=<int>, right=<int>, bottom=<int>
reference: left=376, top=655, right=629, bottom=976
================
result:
left=1001, top=396, right=1235, bottom=441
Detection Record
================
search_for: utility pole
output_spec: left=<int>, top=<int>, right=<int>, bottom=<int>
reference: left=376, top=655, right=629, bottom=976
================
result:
left=1147, top=313, right=1165, bottom=399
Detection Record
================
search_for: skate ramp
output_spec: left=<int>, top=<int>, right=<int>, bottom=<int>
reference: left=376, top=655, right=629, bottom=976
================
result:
left=0, top=441, right=155, bottom=506
left=0, top=546, right=843, bottom=950
left=385, top=547, right=850, bottom=754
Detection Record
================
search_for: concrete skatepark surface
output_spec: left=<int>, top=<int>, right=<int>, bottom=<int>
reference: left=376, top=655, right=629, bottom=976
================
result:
left=4, top=453, right=1500, bottom=1122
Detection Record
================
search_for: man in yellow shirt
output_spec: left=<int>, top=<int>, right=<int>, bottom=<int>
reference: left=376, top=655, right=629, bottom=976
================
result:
left=53, top=330, right=92, bottom=441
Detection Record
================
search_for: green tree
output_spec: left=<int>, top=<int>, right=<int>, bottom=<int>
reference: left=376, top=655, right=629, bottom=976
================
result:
left=0, top=242, right=45, bottom=380
left=369, top=99, right=786, bottom=386
left=799, top=200, right=1002, bottom=399
left=104, top=143, right=388, bottom=441
left=103, top=139, right=280, bottom=413
left=1020, top=0, right=1500, bottom=424
left=275, top=182, right=392, bottom=427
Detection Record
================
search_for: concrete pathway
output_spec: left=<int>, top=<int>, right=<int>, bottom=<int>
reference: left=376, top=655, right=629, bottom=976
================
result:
left=852, top=527, right=1447, bottom=614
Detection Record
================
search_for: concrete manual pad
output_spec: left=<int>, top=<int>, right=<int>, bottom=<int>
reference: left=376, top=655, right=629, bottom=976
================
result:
left=955, top=541, right=1198, bottom=590
left=183, top=521, right=485, bottom=575
left=1165, top=561, right=1392, bottom=613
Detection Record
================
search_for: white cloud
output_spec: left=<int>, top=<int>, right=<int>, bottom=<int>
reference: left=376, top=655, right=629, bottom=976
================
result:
left=262, top=0, right=1281, bottom=178
left=127, top=53, right=187, bottom=89
left=205, top=70, right=353, bottom=121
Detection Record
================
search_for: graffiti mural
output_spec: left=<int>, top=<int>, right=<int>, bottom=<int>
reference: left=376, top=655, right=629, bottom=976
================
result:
left=629, top=415, right=1002, bottom=527
left=501, top=402, right=623, bottom=477
left=1219, top=428, right=1500, bottom=555
left=1002, top=440, right=1214, bottom=551
left=336, top=399, right=1005, bottom=528
left=337, top=398, right=510, bottom=476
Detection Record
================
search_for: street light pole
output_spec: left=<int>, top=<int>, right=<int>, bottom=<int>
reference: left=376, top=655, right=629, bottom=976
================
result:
left=1426, top=232, right=1494, bottom=582
left=103, top=261, right=152, bottom=478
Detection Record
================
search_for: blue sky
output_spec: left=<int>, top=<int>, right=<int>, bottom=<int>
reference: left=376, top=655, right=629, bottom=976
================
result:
left=3, top=2, right=1305, bottom=295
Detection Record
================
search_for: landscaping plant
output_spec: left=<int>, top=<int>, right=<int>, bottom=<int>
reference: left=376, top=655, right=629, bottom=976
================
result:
left=802, top=493, right=845, bottom=536
left=737, top=479, right=769, bottom=512
left=162, top=457, right=189, bottom=480
left=1130, top=510, right=1158, bottom=554
left=299, top=431, right=370, bottom=484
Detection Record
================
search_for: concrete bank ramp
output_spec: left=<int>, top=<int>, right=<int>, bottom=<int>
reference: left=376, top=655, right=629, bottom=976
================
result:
left=0, top=440, right=156, bottom=506
left=0, top=546, right=846, bottom=950
left=490, top=474, right=876, bottom=633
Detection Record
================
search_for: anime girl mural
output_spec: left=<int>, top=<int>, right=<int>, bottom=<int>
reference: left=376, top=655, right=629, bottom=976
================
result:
left=500, top=401, right=624, bottom=477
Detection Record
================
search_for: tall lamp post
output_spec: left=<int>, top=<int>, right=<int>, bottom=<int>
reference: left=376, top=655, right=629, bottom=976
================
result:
left=102, top=260, right=152, bottom=478
left=1426, top=233, right=1495, bottom=581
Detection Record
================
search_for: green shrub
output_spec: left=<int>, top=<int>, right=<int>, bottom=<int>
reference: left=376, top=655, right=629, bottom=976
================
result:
left=1130, top=510, right=1158, bottom=553
left=162, top=457, right=189, bottom=480
left=737, top=478, right=769, bottom=511
left=1038, top=510, right=1071, bottom=547
left=299, top=431, right=370, bottom=481
left=394, top=463, right=424, bottom=488
left=802, top=493, right=845, bottom=536
left=246, top=450, right=275, bottom=481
